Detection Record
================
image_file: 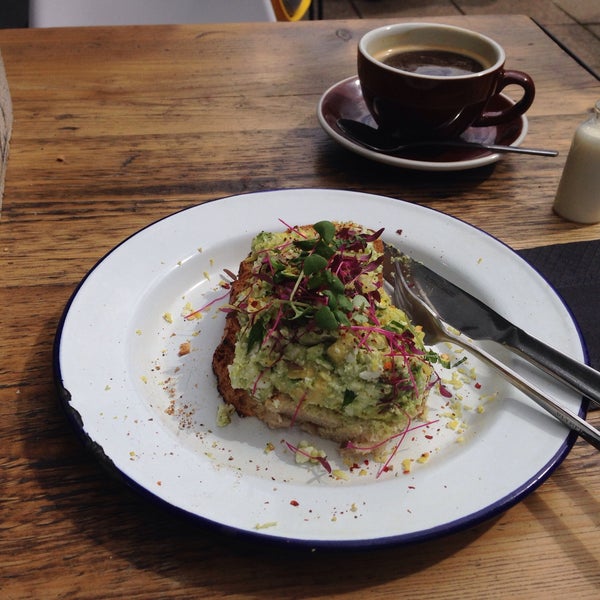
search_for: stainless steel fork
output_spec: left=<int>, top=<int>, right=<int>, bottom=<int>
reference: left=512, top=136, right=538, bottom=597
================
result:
left=386, top=247, right=600, bottom=450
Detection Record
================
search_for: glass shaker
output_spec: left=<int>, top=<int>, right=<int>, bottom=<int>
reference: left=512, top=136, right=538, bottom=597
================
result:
left=553, top=100, right=600, bottom=223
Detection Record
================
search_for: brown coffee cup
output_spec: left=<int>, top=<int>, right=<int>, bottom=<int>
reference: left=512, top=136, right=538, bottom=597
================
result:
left=357, top=22, right=535, bottom=140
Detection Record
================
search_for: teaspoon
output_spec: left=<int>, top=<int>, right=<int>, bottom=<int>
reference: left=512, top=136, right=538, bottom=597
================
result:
left=337, top=118, right=558, bottom=157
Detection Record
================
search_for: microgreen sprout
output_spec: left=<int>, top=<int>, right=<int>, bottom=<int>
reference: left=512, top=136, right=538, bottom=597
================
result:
left=285, top=441, right=332, bottom=473
left=184, top=289, right=232, bottom=320
left=344, top=417, right=439, bottom=478
left=244, top=220, right=386, bottom=337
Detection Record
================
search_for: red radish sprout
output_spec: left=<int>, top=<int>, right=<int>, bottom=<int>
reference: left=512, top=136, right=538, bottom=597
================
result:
left=285, top=441, right=332, bottom=473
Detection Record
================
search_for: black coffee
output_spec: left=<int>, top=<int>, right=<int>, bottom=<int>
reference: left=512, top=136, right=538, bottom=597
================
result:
left=380, top=48, right=486, bottom=76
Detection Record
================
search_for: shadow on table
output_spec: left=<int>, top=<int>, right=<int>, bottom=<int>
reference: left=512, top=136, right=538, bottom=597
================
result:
left=523, top=459, right=600, bottom=588
left=32, top=456, right=501, bottom=596
left=312, top=139, right=499, bottom=202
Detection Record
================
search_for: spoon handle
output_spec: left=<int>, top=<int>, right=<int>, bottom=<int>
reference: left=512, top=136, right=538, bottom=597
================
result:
left=442, top=141, right=558, bottom=156
left=336, top=119, right=558, bottom=157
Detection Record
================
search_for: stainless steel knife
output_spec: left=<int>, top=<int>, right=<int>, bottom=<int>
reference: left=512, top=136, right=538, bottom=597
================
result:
left=404, top=256, right=600, bottom=409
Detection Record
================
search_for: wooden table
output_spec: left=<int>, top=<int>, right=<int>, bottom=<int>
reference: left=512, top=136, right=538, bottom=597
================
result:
left=2, top=15, right=599, bottom=599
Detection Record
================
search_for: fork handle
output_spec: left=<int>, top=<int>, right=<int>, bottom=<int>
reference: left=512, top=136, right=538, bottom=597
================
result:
left=502, top=329, right=600, bottom=410
left=446, top=331, right=600, bottom=450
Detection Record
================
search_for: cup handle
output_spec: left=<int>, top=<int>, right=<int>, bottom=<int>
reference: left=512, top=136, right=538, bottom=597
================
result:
left=474, top=70, right=536, bottom=127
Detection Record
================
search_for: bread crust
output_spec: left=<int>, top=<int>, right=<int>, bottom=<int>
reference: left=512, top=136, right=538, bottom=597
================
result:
left=212, top=259, right=260, bottom=418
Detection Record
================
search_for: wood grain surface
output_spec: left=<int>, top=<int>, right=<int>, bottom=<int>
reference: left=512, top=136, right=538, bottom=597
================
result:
left=1, top=16, right=600, bottom=599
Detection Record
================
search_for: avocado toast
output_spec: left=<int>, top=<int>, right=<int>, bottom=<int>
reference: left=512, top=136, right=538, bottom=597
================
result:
left=212, top=220, right=440, bottom=449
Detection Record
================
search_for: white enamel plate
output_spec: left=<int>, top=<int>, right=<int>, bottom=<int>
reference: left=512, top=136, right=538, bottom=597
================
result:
left=55, top=189, right=584, bottom=548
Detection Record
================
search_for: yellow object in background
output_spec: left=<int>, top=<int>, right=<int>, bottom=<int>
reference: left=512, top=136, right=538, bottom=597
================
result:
left=272, top=0, right=312, bottom=21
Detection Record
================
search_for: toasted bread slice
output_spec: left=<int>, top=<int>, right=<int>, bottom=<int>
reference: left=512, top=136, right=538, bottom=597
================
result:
left=212, top=221, right=435, bottom=448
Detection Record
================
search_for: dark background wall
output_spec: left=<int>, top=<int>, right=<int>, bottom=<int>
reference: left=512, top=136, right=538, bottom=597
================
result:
left=0, top=0, right=28, bottom=28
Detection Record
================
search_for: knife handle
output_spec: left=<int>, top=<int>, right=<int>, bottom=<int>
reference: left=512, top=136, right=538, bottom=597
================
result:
left=505, top=329, right=600, bottom=410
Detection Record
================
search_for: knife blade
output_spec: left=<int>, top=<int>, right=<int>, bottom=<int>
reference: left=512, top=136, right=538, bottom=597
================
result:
left=405, top=256, right=600, bottom=409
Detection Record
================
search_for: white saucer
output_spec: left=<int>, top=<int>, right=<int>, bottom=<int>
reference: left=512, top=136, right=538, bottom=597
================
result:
left=317, top=76, right=528, bottom=172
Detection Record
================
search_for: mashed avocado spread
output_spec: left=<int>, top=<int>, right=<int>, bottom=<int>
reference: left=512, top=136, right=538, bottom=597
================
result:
left=227, top=221, right=439, bottom=430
